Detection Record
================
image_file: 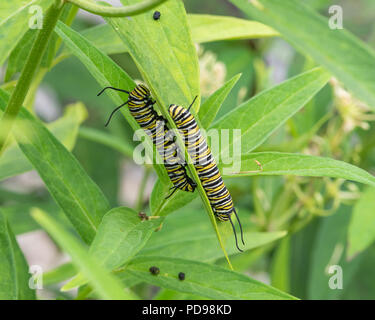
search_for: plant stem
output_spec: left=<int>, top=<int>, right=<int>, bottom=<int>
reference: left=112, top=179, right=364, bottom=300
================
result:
left=251, top=177, right=267, bottom=227
left=49, top=4, right=79, bottom=66
left=268, top=180, right=294, bottom=228
left=136, top=167, right=151, bottom=212
left=66, top=0, right=168, bottom=17
left=0, top=2, right=64, bottom=155
left=23, top=67, right=48, bottom=111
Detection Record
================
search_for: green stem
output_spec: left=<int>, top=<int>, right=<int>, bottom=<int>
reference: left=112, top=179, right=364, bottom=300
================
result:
left=136, top=167, right=151, bottom=212
left=66, top=0, right=168, bottom=17
left=251, top=177, right=267, bottom=228
left=44, top=4, right=79, bottom=69
left=0, top=2, right=64, bottom=155
left=268, top=180, right=294, bottom=229
left=23, top=67, right=48, bottom=111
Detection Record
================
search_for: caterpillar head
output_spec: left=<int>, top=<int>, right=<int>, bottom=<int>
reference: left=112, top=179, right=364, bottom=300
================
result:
left=168, top=104, right=187, bottom=123
left=138, top=84, right=150, bottom=96
left=130, top=84, right=152, bottom=103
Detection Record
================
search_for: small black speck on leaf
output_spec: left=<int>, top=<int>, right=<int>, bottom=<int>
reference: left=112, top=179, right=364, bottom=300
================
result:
left=178, top=272, right=185, bottom=281
left=138, top=212, right=149, bottom=221
left=149, top=266, right=160, bottom=275
left=153, top=11, right=161, bottom=20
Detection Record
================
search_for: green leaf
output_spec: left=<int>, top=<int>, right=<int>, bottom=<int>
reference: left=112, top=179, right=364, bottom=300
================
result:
left=107, top=0, right=200, bottom=111
left=150, top=178, right=198, bottom=216
left=142, top=205, right=286, bottom=261
left=62, top=207, right=164, bottom=290
left=0, top=102, right=87, bottom=181
left=54, top=20, right=133, bottom=94
left=341, top=244, right=375, bottom=299
left=271, top=237, right=290, bottom=293
left=55, top=21, right=168, bottom=183
left=0, top=0, right=53, bottom=66
left=48, top=102, right=88, bottom=150
left=198, top=74, right=241, bottom=129
left=307, top=0, right=334, bottom=9
left=141, top=230, right=287, bottom=262
left=290, top=219, right=319, bottom=299
left=31, top=208, right=136, bottom=300
left=189, top=14, right=278, bottom=43
left=90, top=207, right=164, bottom=270
left=43, top=262, right=76, bottom=286
left=4, top=29, right=37, bottom=82
left=79, top=127, right=134, bottom=159
left=308, top=205, right=362, bottom=299
left=1, top=203, right=41, bottom=236
left=125, top=256, right=297, bottom=300
left=154, top=288, right=206, bottom=300
left=231, top=0, right=375, bottom=108
left=0, top=211, right=35, bottom=300
left=0, top=90, right=110, bottom=244
left=115, top=271, right=142, bottom=289
left=2, top=201, right=63, bottom=235
left=224, top=152, right=375, bottom=187
left=79, top=24, right=128, bottom=56
left=60, top=273, right=86, bottom=292
left=348, top=187, right=375, bottom=258
left=75, top=14, right=278, bottom=57
left=212, top=68, right=330, bottom=158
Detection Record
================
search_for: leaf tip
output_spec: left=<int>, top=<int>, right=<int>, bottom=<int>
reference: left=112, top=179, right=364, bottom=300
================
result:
left=30, top=207, right=44, bottom=222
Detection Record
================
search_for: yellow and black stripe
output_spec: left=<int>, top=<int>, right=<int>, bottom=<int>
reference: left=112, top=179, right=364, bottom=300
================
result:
left=98, top=84, right=196, bottom=196
left=169, top=102, right=244, bottom=252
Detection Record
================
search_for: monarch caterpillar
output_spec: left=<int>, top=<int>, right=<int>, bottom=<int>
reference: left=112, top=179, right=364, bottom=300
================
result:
left=169, top=99, right=245, bottom=252
left=97, top=84, right=196, bottom=197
